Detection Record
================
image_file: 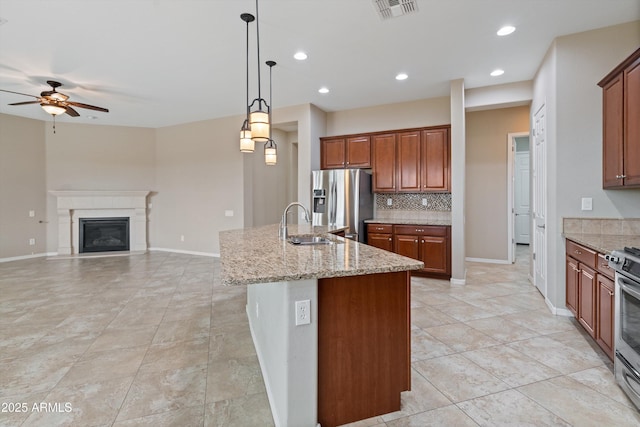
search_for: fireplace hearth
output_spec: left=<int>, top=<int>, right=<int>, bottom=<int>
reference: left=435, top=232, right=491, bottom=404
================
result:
left=79, top=218, right=130, bottom=253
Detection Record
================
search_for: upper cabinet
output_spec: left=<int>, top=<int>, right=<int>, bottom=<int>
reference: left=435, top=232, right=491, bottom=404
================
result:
left=322, top=125, right=451, bottom=193
left=320, top=136, right=371, bottom=169
left=599, top=47, right=640, bottom=189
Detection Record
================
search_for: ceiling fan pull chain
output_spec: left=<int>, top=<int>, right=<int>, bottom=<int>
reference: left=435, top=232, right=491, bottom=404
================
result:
left=53, top=116, right=56, bottom=134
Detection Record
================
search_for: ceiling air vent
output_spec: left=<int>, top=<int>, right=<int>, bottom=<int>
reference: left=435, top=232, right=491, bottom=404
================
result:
left=373, top=0, right=418, bottom=20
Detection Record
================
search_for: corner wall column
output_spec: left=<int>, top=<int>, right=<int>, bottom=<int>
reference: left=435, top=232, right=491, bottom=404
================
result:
left=450, top=79, right=466, bottom=284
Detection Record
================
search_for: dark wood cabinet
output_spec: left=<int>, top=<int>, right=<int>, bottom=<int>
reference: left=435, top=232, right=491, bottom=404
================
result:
left=565, top=239, right=614, bottom=360
left=578, top=264, right=597, bottom=338
left=596, top=273, right=615, bottom=360
left=393, top=225, right=451, bottom=277
left=422, top=128, right=450, bottom=192
left=366, top=224, right=393, bottom=252
left=599, top=47, right=640, bottom=188
left=320, top=136, right=371, bottom=169
left=397, top=131, right=421, bottom=192
left=372, top=134, right=397, bottom=192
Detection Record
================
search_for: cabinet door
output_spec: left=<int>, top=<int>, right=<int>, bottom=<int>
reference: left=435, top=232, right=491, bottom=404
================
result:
left=422, top=128, right=450, bottom=192
left=321, top=138, right=346, bottom=169
left=624, top=56, right=640, bottom=186
left=419, top=235, right=449, bottom=274
left=397, top=131, right=421, bottom=192
left=566, top=256, right=579, bottom=317
left=346, top=136, right=371, bottom=168
left=372, top=134, right=397, bottom=192
left=394, top=234, right=420, bottom=261
left=368, top=233, right=393, bottom=252
left=596, top=274, right=615, bottom=360
left=602, top=75, right=624, bottom=188
left=578, top=264, right=597, bottom=338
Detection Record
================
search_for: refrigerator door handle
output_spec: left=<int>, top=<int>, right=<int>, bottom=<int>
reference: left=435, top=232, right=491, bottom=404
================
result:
left=330, top=177, right=337, bottom=224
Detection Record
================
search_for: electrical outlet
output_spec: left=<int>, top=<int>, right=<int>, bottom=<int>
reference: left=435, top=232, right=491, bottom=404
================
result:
left=29, top=210, right=35, bottom=217
left=180, top=235, right=185, bottom=242
left=422, top=198, right=428, bottom=207
left=29, top=238, right=35, bottom=245
left=295, top=300, right=311, bottom=326
left=387, top=198, right=393, bottom=206
left=225, top=210, right=234, bottom=217
left=581, top=197, right=593, bottom=211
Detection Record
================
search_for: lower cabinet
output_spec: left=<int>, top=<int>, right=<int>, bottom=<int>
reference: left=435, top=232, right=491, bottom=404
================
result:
left=368, top=223, right=451, bottom=278
left=565, top=239, right=615, bottom=360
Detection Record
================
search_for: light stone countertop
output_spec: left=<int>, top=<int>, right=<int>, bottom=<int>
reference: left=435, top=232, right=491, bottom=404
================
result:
left=219, top=223, right=424, bottom=286
left=366, top=218, right=452, bottom=226
left=563, top=233, right=640, bottom=254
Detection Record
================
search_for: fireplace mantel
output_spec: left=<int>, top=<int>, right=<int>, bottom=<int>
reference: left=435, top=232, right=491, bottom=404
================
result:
left=50, top=190, right=151, bottom=255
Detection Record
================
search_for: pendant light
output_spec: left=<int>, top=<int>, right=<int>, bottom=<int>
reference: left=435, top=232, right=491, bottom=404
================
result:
left=247, top=0, right=270, bottom=143
left=264, top=60, right=277, bottom=165
left=239, top=13, right=255, bottom=153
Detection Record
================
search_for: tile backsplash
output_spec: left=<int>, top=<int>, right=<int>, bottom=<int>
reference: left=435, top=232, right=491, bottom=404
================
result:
left=375, top=193, right=451, bottom=211
left=563, top=217, right=640, bottom=236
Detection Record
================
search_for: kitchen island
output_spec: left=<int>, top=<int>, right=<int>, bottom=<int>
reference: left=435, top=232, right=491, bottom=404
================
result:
left=219, top=223, right=423, bottom=427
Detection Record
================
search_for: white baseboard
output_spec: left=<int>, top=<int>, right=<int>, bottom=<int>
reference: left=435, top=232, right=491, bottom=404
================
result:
left=465, top=257, right=511, bottom=265
left=0, top=252, right=55, bottom=263
left=149, top=247, right=220, bottom=258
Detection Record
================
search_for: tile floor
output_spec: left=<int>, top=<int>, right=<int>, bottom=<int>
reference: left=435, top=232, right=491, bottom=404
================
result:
left=1, top=246, right=639, bottom=426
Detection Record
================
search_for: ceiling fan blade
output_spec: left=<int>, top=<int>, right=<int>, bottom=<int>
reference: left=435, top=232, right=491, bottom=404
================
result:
left=67, top=101, right=109, bottom=113
left=64, top=106, right=80, bottom=117
left=9, top=100, right=41, bottom=106
left=0, top=89, right=39, bottom=99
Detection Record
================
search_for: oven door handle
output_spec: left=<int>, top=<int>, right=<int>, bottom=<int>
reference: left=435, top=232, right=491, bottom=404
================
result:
left=619, top=277, right=640, bottom=301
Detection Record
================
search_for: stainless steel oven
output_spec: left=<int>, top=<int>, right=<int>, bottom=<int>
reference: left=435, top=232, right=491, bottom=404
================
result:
left=608, top=247, right=640, bottom=409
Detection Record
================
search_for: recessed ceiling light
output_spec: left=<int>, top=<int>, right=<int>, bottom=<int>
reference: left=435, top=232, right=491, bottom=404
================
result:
left=318, top=87, right=329, bottom=94
left=490, top=69, right=505, bottom=77
left=395, top=73, right=408, bottom=81
left=497, top=25, right=516, bottom=36
left=294, top=51, right=308, bottom=60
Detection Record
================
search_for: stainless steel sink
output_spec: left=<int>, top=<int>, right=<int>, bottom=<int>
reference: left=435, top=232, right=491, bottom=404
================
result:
left=288, top=235, right=335, bottom=245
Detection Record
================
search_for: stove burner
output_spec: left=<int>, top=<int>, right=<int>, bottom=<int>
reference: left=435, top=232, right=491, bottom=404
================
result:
left=624, top=247, right=640, bottom=257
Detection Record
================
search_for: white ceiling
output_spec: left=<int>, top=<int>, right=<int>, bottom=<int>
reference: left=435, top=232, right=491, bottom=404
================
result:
left=0, top=0, right=638, bottom=128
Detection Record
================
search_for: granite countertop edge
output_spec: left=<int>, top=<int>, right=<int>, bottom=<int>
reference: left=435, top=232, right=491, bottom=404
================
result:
left=219, top=223, right=424, bottom=286
left=563, top=232, right=640, bottom=254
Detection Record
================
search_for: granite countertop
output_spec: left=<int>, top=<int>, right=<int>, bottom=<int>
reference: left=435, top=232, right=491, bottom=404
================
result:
left=219, top=223, right=424, bottom=286
left=563, top=233, right=640, bottom=254
left=366, top=218, right=452, bottom=226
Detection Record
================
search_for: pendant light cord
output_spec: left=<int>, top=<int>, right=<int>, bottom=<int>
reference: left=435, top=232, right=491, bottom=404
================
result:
left=255, top=0, right=262, bottom=102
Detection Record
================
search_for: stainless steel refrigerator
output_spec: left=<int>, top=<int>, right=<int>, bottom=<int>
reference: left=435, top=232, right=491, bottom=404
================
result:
left=311, top=169, right=373, bottom=242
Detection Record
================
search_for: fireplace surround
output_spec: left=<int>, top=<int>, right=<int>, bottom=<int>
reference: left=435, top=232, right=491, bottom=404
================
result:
left=79, top=217, right=130, bottom=253
left=50, top=191, right=150, bottom=255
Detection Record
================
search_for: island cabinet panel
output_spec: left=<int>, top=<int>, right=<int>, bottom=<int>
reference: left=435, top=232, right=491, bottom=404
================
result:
left=318, top=271, right=410, bottom=427
left=372, top=134, right=397, bottom=192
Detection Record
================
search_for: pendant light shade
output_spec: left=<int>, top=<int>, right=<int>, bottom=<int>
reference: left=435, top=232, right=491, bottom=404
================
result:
left=264, top=140, right=277, bottom=165
left=249, top=108, right=270, bottom=142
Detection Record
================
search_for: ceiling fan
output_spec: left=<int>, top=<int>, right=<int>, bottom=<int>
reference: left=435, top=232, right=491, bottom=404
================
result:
left=0, top=80, right=109, bottom=117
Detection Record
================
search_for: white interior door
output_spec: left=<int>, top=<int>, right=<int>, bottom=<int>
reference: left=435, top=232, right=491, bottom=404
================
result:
left=532, top=104, right=547, bottom=297
left=515, top=150, right=530, bottom=244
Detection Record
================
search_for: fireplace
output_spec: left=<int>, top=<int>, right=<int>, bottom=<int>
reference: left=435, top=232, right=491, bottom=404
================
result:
left=79, top=218, right=130, bottom=253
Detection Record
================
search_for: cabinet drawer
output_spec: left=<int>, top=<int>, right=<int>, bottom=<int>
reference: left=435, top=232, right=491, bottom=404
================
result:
left=566, top=240, right=597, bottom=269
left=597, top=253, right=615, bottom=280
left=394, top=225, right=447, bottom=236
left=367, top=224, right=393, bottom=234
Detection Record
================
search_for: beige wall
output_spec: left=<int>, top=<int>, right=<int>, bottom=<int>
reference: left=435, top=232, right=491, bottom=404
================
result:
left=0, top=114, right=47, bottom=259
left=465, top=106, right=530, bottom=261
left=326, top=97, right=451, bottom=136
left=534, top=20, right=640, bottom=311
left=44, top=122, right=156, bottom=253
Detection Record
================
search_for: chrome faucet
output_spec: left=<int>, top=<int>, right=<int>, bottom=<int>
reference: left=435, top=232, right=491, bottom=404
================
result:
left=279, top=202, right=311, bottom=240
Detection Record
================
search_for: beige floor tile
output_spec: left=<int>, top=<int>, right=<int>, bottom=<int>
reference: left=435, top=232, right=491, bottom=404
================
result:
left=204, top=392, right=274, bottom=427
left=410, top=306, right=457, bottom=329
left=569, top=366, right=636, bottom=408
left=152, top=315, right=211, bottom=344
left=424, top=323, right=500, bottom=352
left=139, top=338, right=210, bottom=374
left=436, top=300, right=496, bottom=322
left=457, top=389, right=571, bottom=426
left=87, top=324, right=158, bottom=353
left=502, top=308, right=576, bottom=335
left=385, top=405, right=478, bottom=426
left=464, top=316, right=540, bottom=343
left=112, top=405, right=205, bottom=426
left=206, top=355, right=265, bottom=403
left=410, top=327, right=455, bottom=361
left=116, top=364, right=207, bottom=422
left=413, top=354, right=509, bottom=402
left=338, top=415, right=385, bottom=426
left=462, top=345, right=562, bottom=387
left=518, top=375, right=640, bottom=426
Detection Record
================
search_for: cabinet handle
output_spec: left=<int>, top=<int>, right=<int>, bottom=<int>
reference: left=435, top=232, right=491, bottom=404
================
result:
left=616, top=174, right=627, bottom=179
left=415, top=240, right=418, bottom=243
left=388, top=238, right=392, bottom=241
left=575, top=250, right=582, bottom=255
left=608, top=291, right=614, bottom=297
left=421, top=240, right=425, bottom=243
